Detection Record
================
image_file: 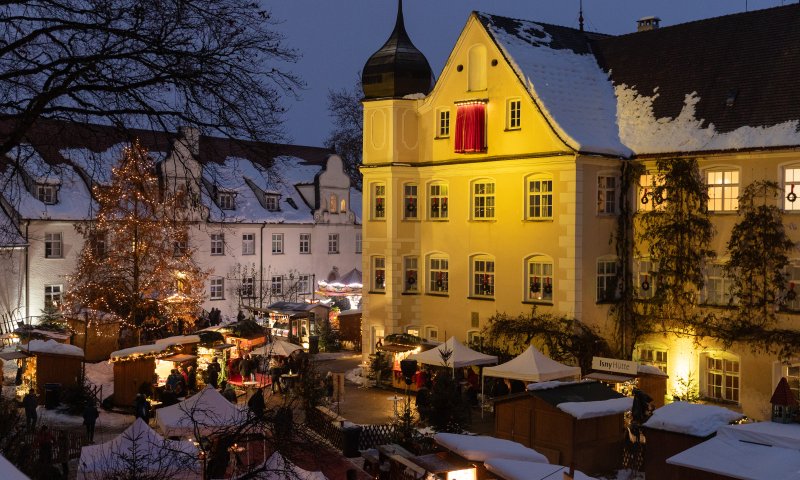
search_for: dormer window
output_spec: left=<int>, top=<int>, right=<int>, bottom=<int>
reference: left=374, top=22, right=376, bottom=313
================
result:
left=217, top=192, right=235, bottom=210
left=36, top=184, right=57, bottom=205
left=265, top=195, right=280, bottom=212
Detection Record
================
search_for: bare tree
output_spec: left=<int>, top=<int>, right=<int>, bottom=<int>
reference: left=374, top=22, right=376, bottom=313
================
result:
left=0, top=0, right=302, bottom=156
left=324, top=78, right=363, bottom=189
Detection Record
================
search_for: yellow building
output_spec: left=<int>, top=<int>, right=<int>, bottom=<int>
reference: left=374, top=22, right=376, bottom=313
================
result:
left=360, top=4, right=800, bottom=420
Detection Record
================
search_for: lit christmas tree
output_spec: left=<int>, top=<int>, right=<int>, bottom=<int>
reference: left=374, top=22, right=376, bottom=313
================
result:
left=67, top=141, right=207, bottom=342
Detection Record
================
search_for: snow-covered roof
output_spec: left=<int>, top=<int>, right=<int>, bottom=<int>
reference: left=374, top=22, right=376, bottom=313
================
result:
left=155, top=386, right=247, bottom=437
left=434, top=433, right=548, bottom=464
left=23, top=339, right=84, bottom=358
left=642, top=401, right=744, bottom=437
left=0, top=453, right=28, bottom=480
left=154, top=335, right=200, bottom=346
left=62, top=144, right=167, bottom=186
left=477, top=13, right=631, bottom=157
left=484, top=459, right=597, bottom=480
left=557, top=396, right=632, bottom=420
left=110, top=343, right=172, bottom=361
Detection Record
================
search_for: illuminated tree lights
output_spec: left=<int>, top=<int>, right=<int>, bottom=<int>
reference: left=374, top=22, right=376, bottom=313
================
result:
left=66, top=141, right=208, bottom=340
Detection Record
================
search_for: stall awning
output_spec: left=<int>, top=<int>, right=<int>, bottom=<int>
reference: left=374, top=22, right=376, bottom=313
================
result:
left=378, top=343, right=418, bottom=354
left=161, top=354, right=197, bottom=363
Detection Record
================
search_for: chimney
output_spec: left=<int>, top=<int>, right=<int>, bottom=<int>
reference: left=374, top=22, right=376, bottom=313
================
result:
left=637, top=16, right=661, bottom=32
left=177, top=126, right=200, bottom=156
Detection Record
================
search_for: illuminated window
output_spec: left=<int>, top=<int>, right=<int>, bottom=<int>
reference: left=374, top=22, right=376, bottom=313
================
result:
left=429, top=183, right=449, bottom=220
left=218, top=192, right=235, bottom=210
left=340, top=198, right=347, bottom=212
left=597, top=258, right=619, bottom=302
left=526, top=257, right=553, bottom=302
left=429, top=256, right=449, bottom=293
left=703, top=263, right=734, bottom=306
left=373, top=183, right=386, bottom=219
left=210, top=277, right=224, bottom=300
left=527, top=176, right=553, bottom=219
left=242, top=233, right=255, bottom=255
left=45, top=232, right=62, bottom=258
left=406, top=326, right=420, bottom=337
left=210, top=233, right=224, bottom=255
left=241, top=277, right=255, bottom=298
left=507, top=98, right=521, bottom=130
left=437, top=109, right=451, bottom=137
left=472, top=256, right=495, bottom=298
left=707, top=170, right=739, bottom=212
left=37, top=184, right=57, bottom=205
left=373, top=256, right=386, bottom=291
left=597, top=175, right=617, bottom=214
left=784, top=166, right=800, bottom=211
left=271, top=233, right=284, bottom=254
left=44, top=284, right=62, bottom=309
left=467, top=330, right=482, bottom=347
left=299, top=233, right=310, bottom=254
left=455, top=102, right=487, bottom=153
left=328, top=233, right=339, bottom=254
left=472, top=181, right=495, bottom=220
left=635, top=345, right=668, bottom=374
left=404, top=184, right=418, bottom=219
left=404, top=256, right=418, bottom=293
left=638, top=173, right=666, bottom=212
left=635, top=258, right=657, bottom=300
left=702, top=352, right=740, bottom=403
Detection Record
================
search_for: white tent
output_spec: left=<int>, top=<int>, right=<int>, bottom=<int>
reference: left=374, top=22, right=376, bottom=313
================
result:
left=78, top=418, right=199, bottom=480
left=408, top=336, right=497, bottom=368
left=236, top=452, right=328, bottom=479
left=483, top=346, right=580, bottom=382
left=0, top=453, right=29, bottom=480
left=251, top=339, right=303, bottom=357
left=156, top=386, right=248, bottom=437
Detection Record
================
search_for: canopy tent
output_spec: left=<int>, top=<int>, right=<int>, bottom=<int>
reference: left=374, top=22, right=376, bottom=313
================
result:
left=156, top=386, right=247, bottom=437
left=483, top=346, right=581, bottom=383
left=0, top=453, right=28, bottom=480
left=408, top=336, right=497, bottom=368
left=236, top=452, right=328, bottom=480
left=252, top=339, right=303, bottom=357
left=78, top=418, right=199, bottom=480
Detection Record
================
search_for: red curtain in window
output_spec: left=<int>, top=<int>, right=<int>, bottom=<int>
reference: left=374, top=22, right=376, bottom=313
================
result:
left=454, top=103, right=486, bottom=153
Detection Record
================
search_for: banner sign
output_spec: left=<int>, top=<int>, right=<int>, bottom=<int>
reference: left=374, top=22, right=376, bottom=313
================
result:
left=592, top=356, right=638, bottom=375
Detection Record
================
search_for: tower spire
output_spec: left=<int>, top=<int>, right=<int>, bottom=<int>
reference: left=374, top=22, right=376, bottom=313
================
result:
left=579, top=0, right=585, bottom=32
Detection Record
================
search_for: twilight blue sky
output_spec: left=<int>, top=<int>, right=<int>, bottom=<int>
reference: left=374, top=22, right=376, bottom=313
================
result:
left=268, top=0, right=790, bottom=147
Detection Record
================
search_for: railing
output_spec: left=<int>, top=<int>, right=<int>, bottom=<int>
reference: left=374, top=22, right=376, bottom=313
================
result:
left=358, top=423, right=395, bottom=451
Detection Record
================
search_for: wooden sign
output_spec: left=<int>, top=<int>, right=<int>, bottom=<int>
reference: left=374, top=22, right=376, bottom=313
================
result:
left=332, top=372, right=346, bottom=401
left=592, top=356, right=638, bottom=375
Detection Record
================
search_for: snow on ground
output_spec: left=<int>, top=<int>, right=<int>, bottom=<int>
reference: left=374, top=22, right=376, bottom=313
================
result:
left=38, top=406, right=134, bottom=430
left=85, top=361, right=114, bottom=400
left=345, top=367, right=365, bottom=386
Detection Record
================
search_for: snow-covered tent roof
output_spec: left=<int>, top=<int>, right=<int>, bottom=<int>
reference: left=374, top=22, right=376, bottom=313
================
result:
left=155, top=386, right=247, bottom=437
left=0, top=453, right=29, bottom=480
left=408, top=336, right=497, bottom=368
left=642, top=401, right=744, bottom=437
left=236, top=452, right=328, bottom=480
left=434, top=433, right=548, bottom=464
left=483, top=346, right=580, bottom=382
left=23, top=339, right=84, bottom=358
left=252, top=339, right=303, bottom=357
left=154, top=335, right=200, bottom=346
left=78, top=418, right=199, bottom=480
left=667, top=422, right=800, bottom=479
left=484, top=459, right=597, bottom=480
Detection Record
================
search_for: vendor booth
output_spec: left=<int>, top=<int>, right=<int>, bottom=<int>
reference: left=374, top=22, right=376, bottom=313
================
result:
left=156, top=386, right=247, bottom=437
left=262, top=302, right=330, bottom=349
left=585, top=356, right=669, bottom=407
left=17, top=339, right=84, bottom=405
left=377, top=333, right=438, bottom=391
left=409, top=336, right=497, bottom=369
left=494, top=381, right=631, bottom=475
left=483, top=346, right=580, bottom=400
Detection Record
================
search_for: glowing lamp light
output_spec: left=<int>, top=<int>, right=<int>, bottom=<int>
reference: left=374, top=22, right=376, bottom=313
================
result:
left=446, top=468, right=477, bottom=480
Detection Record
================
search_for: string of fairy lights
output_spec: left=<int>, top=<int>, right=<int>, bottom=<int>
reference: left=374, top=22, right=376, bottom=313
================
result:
left=65, top=141, right=209, bottom=337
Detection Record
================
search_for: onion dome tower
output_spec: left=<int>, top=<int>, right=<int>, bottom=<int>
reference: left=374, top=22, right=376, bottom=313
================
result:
left=361, top=0, right=434, bottom=99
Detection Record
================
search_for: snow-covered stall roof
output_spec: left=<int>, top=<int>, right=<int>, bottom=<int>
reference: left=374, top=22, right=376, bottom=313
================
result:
left=434, top=433, right=548, bottom=464
left=110, top=343, right=173, bottom=362
left=155, top=386, right=247, bottom=437
left=23, top=339, right=84, bottom=358
left=154, top=335, right=200, bottom=346
left=642, top=401, right=744, bottom=437
left=0, top=453, right=29, bottom=480
left=235, top=452, right=328, bottom=480
left=408, top=336, right=497, bottom=368
left=476, top=13, right=631, bottom=157
left=78, top=418, right=198, bottom=480
left=667, top=422, right=800, bottom=479
left=483, top=346, right=580, bottom=383
left=484, top=459, right=597, bottom=480
left=557, top=396, right=633, bottom=420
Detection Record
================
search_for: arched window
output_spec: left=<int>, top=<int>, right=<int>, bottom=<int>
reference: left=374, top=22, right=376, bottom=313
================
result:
left=468, top=45, right=487, bottom=91
left=526, top=255, right=553, bottom=302
left=470, top=254, right=495, bottom=298
left=329, top=194, right=337, bottom=213
left=340, top=198, right=347, bottom=213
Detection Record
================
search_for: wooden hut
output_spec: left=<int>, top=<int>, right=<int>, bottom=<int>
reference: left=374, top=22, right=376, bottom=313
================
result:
left=494, top=381, right=630, bottom=475
left=66, top=310, right=121, bottom=362
left=337, top=309, right=362, bottom=350
left=19, top=339, right=84, bottom=404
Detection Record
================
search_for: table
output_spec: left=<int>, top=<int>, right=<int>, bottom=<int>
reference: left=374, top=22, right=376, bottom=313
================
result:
left=281, top=373, right=299, bottom=393
left=387, top=395, right=404, bottom=417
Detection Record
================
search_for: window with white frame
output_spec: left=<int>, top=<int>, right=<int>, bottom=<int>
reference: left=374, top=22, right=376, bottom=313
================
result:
left=703, top=263, right=734, bottom=306
left=210, top=233, right=224, bottom=255
left=404, top=256, right=418, bottom=293
left=328, top=233, right=339, bottom=254
left=373, top=184, right=386, bottom=219
left=37, top=184, right=57, bottom=205
left=218, top=192, right=235, bottom=210
left=265, top=195, right=279, bottom=211
left=472, top=181, right=495, bottom=220
left=437, top=109, right=451, bottom=138
left=787, top=363, right=800, bottom=401
left=527, top=176, right=553, bottom=220
left=355, top=232, right=362, bottom=254
left=271, top=276, right=283, bottom=295
left=429, top=256, right=449, bottom=293
left=297, top=274, right=311, bottom=294
left=299, top=233, right=310, bottom=254
left=707, top=170, right=739, bottom=212
left=527, top=257, right=553, bottom=302
left=404, top=184, right=418, bottom=219
left=173, top=232, right=188, bottom=257
left=635, top=345, right=668, bottom=374
left=597, top=175, right=617, bottom=214
left=210, top=277, right=224, bottom=300
left=45, top=232, right=62, bottom=258
left=597, top=258, right=619, bottom=302
left=373, top=256, right=386, bottom=291
left=429, top=183, right=449, bottom=219
left=784, top=165, right=800, bottom=210
left=242, top=233, right=255, bottom=255
left=241, top=277, right=255, bottom=298
left=424, top=326, right=439, bottom=341
left=635, top=258, right=657, bottom=299
left=702, top=352, right=740, bottom=403
left=44, top=284, right=62, bottom=309
left=638, top=173, right=666, bottom=212
left=472, top=256, right=495, bottom=298
left=271, top=233, right=284, bottom=254
left=507, top=98, right=521, bottom=130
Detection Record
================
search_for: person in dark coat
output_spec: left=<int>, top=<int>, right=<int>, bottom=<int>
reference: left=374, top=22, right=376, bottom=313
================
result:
left=207, top=358, right=221, bottom=388
left=493, top=379, right=510, bottom=397
left=83, top=401, right=99, bottom=443
left=415, top=381, right=432, bottom=421
left=247, top=388, right=265, bottom=418
left=134, top=393, right=151, bottom=423
left=186, top=364, right=197, bottom=392
left=160, top=384, right=178, bottom=407
left=23, top=389, right=38, bottom=429
left=220, top=381, right=237, bottom=403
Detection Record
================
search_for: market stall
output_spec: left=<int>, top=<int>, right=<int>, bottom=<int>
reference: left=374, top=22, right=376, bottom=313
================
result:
left=262, top=302, right=330, bottom=349
left=409, top=336, right=497, bottom=369
left=377, top=333, right=437, bottom=391
left=18, top=339, right=84, bottom=405
left=156, top=386, right=247, bottom=437
left=584, top=357, right=669, bottom=407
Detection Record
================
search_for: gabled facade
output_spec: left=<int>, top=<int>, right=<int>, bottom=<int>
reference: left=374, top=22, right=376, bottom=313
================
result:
left=361, top=4, right=800, bottom=420
left=0, top=120, right=362, bottom=327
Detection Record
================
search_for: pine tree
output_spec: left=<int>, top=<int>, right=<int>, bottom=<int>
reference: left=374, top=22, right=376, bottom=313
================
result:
left=67, top=141, right=207, bottom=340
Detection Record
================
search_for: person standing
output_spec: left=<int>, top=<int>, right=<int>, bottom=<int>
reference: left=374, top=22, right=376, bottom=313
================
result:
left=269, top=356, right=283, bottom=394
left=23, top=389, right=38, bottom=429
left=207, top=358, right=221, bottom=388
left=82, top=401, right=99, bottom=443
left=134, top=393, right=150, bottom=423
left=247, top=388, right=265, bottom=418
